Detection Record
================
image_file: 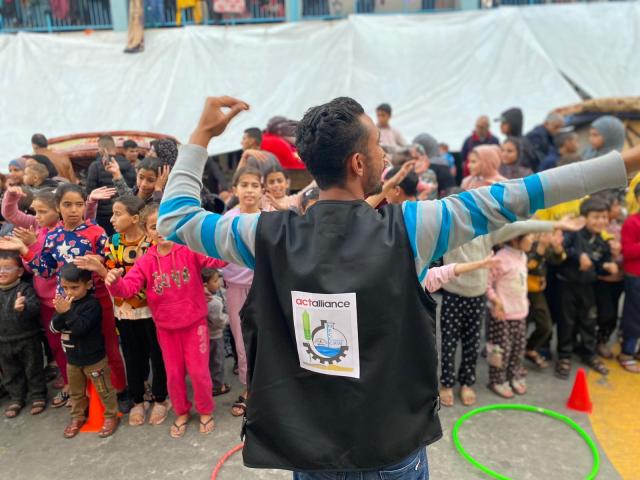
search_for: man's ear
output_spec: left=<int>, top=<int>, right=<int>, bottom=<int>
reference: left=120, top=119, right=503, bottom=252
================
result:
left=349, top=152, right=365, bottom=179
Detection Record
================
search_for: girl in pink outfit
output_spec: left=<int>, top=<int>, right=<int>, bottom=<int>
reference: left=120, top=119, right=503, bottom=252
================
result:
left=0, top=186, right=110, bottom=407
left=461, top=145, right=506, bottom=191
left=486, top=234, right=535, bottom=399
left=223, top=166, right=261, bottom=418
left=105, top=203, right=226, bottom=438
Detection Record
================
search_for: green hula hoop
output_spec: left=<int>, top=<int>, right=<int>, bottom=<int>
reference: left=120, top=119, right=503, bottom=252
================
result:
left=451, top=404, right=600, bottom=480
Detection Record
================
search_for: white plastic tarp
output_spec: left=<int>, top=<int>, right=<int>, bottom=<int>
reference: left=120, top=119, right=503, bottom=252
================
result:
left=0, top=2, right=638, bottom=168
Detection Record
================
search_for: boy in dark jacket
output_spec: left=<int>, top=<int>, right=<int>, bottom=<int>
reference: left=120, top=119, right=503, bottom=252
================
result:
left=0, top=251, right=45, bottom=418
left=51, top=263, right=119, bottom=439
left=556, top=198, right=618, bottom=379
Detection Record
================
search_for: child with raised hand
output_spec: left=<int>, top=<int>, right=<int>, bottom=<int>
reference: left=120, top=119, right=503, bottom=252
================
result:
left=202, top=268, right=230, bottom=397
left=51, top=263, right=119, bottom=439
left=0, top=251, right=45, bottom=419
left=106, top=155, right=170, bottom=204
left=222, top=166, right=261, bottom=417
left=0, top=185, right=115, bottom=407
left=104, top=203, right=226, bottom=438
left=486, top=234, right=536, bottom=399
left=423, top=255, right=498, bottom=293
left=75, top=195, right=169, bottom=426
left=525, top=228, right=568, bottom=369
left=0, top=184, right=127, bottom=405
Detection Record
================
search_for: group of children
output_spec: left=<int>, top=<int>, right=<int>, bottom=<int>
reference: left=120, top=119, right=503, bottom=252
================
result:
left=0, top=111, right=638, bottom=443
left=0, top=142, right=321, bottom=440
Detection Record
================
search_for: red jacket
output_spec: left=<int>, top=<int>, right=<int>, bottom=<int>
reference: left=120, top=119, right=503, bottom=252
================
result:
left=261, top=133, right=306, bottom=170
left=622, top=213, right=640, bottom=276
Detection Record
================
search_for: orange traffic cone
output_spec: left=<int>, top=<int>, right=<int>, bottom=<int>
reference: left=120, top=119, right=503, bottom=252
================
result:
left=80, top=382, right=106, bottom=432
left=566, top=367, right=593, bottom=414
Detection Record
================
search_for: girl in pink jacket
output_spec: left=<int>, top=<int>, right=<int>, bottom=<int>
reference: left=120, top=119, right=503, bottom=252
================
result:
left=0, top=186, right=108, bottom=407
left=105, top=203, right=226, bottom=438
left=486, top=233, right=535, bottom=399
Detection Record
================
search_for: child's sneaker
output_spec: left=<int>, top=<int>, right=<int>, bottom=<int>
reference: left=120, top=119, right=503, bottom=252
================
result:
left=511, top=378, right=527, bottom=395
left=486, top=344, right=504, bottom=369
left=488, top=382, right=514, bottom=399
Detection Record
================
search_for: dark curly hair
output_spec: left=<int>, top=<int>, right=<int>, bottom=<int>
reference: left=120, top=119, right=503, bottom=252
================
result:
left=295, top=97, right=369, bottom=189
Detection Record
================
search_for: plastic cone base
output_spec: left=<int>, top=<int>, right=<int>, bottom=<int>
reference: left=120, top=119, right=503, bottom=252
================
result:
left=566, top=367, right=593, bottom=414
left=80, top=382, right=106, bottom=432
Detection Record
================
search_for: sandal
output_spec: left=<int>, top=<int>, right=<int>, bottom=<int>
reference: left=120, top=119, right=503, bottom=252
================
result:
left=488, top=382, right=514, bottom=399
left=128, top=403, right=146, bottom=426
left=30, top=400, right=46, bottom=415
left=525, top=351, right=549, bottom=369
left=52, top=390, right=69, bottom=408
left=4, top=403, right=23, bottom=418
left=555, top=359, right=572, bottom=380
left=459, top=386, right=476, bottom=407
left=64, top=418, right=85, bottom=439
left=149, top=401, right=170, bottom=425
left=511, top=379, right=527, bottom=395
left=170, top=416, right=190, bottom=438
left=199, top=416, right=215, bottom=435
left=586, top=357, right=609, bottom=375
left=98, top=417, right=119, bottom=438
left=231, top=396, right=247, bottom=417
left=618, top=354, right=640, bottom=373
left=439, top=387, right=454, bottom=407
left=213, top=384, right=232, bottom=397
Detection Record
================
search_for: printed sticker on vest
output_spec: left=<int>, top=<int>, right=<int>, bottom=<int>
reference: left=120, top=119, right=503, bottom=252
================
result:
left=291, top=291, right=360, bottom=379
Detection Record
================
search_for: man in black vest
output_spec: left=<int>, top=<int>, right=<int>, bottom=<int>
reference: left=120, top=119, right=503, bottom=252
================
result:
left=158, top=96, right=639, bottom=479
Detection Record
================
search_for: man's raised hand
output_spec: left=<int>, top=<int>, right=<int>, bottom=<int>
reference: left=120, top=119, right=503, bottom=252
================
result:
left=190, top=96, right=250, bottom=148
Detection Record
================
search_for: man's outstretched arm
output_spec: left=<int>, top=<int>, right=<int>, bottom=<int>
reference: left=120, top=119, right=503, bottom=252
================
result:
left=408, top=146, right=640, bottom=282
left=157, top=97, right=258, bottom=268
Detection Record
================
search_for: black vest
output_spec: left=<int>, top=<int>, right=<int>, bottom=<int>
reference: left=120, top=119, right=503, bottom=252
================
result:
left=241, top=200, right=442, bottom=471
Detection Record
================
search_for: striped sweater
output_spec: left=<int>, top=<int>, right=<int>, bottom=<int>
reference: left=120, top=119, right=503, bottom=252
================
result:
left=157, top=144, right=627, bottom=281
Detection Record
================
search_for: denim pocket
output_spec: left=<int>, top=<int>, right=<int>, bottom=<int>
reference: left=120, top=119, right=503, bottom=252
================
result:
left=292, top=472, right=346, bottom=480
left=379, top=449, right=428, bottom=480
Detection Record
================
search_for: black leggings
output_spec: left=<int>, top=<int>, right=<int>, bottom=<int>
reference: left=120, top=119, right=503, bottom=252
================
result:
left=117, top=318, right=167, bottom=404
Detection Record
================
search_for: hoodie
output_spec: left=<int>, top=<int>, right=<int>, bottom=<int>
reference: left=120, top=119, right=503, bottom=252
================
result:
left=583, top=116, right=625, bottom=160
left=500, top=108, right=523, bottom=137
left=106, top=243, right=227, bottom=330
left=412, top=134, right=456, bottom=196
left=461, top=145, right=506, bottom=190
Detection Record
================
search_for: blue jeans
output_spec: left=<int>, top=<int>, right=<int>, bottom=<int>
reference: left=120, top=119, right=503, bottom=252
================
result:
left=622, top=335, right=639, bottom=355
left=293, top=448, right=428, bottom=480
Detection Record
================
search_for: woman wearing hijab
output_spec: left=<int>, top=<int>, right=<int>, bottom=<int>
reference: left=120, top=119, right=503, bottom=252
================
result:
left=583, top=116, right=626, bottom=160
left=500, top=137, right=533, bottom=180
left=461, top=145, right=506, bottom=190
left=7, top=158, right=27, bottom=186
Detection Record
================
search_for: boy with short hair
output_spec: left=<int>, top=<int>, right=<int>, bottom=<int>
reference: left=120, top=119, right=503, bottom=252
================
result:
left=122, top=140, right=139, bottom=167
left=376, top=103, right=406, bottom=148
left=202, top=268, right=230, bottom=396
left=540, top=131, right=579, bottom=171
left=555, top=197, right=617, bottom=379
left=241, top=127, right=263, bottom=152
left=51, top=263, right=119, bottom=438
left=383, top=167, right=418, bottom=204
left=23, top=163, right=58, bottom=192
left=0, top=251, right=45, bottom=418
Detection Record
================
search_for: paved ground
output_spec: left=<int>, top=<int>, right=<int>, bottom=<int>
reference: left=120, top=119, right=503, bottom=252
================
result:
left=0, top=294, right=629, bottom=480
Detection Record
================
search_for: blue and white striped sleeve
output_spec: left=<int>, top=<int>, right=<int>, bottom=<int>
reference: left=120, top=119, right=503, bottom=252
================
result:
left=406, top=151, right=628, bottom=281
left=157, top=144, right=260, bottom=269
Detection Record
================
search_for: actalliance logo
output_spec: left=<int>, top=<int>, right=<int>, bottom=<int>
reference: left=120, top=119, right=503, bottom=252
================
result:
left=295, top=298, right=351, bottom=308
